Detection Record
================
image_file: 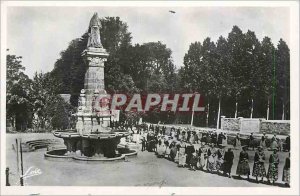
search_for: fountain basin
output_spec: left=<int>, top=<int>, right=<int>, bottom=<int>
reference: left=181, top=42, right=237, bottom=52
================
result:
left=44, top=148, right=137, bottom=162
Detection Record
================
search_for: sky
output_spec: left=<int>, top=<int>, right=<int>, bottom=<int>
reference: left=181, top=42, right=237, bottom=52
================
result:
left=6, top=6, right=290, bottom=78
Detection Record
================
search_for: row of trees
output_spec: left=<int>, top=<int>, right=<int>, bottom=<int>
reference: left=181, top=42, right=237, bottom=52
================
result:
left=179, top=26, right=289, bottom=127
left=7, top=17, right=290, bottom=131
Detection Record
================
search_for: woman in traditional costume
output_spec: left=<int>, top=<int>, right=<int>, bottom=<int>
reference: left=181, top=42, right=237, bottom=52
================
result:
left=201, top=131, right=207, bottom=145
left=164, top=140, right=171, bottom=159
left=236, top=146, right=250, bottom=180
left=174, top=142, right=181, bottom=163
left=234, top=133, right=242, bottom=150
left=190, top=151, right=198, bottom=171
left=189, top=131, right=196, bottom=144
left=267, top=148, right=280, bottom=184
left=178, top=142, right=186, bottom=167
left=206, top=132, right=212, bottom=145
left=193, top=131, right=199, bottom=144
left=185, top=143, right=195, bottom=167
left=248, top=133, right=255, bottom=151
left=252, top=146, right=266, bottom=182
left=217, top=132, right=225, bottom=147
left=260, top=133, right=267, bottom=150
left=282, top=153, right=290, bottom=187
left=223, top=148, right=234, bottom=178
left=216, top=146, right=225, bottom=174
left=270, top=135, right=278, bottom=151
left=207, top=144, right=217, bottom=172
left=156, top=139, right=166, bottom=158
left=222, top=133, right=228, bottom=147
left=212, top=132, right=218, bottom=145
left=169, top=142, right=177, bottom=162
left=197, top=131, right=203, bottom=144
left=197, top=145, right=207, bottom=170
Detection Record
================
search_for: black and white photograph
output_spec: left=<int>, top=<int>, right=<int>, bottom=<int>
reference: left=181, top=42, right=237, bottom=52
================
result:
left=0, top=1, right=299, bottom=195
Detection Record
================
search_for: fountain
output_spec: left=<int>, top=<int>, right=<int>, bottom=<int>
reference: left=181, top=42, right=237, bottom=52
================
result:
left=45, top=13, right=137, bottom=161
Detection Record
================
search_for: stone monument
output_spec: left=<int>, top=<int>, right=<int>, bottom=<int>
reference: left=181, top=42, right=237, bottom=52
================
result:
left=46, top=13, right=136, bottom=161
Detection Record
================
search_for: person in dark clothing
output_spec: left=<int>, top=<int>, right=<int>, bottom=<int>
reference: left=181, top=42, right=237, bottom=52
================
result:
left=211, top=132, right=218, bottom=145
left=169, top=142, right=177, bottom=161
left=282, top=153, right=290, bottom=187
left=223, top=148, right=234, bottom=178
left=201, top=131, right=207, bottom=145
left=285, top=136, right=290, bottom=152
left=236, top=146, right=250, bottom=179
left=162, top=126, right=166, bottom=135
left=141, top=137, right=146, bottom=151
left=187, top=131, right=191, bottom=142
left=249, top=133, right=255, bottom=150
left=193, top=131, right=198, bottom=144
left=217, top=132, right=225, bottom=147
left=190, top=151, right=198, bottom=171
left=267, top=149, right=280, bottom=184
left=252, top=146, right=266, bottom=182
left=155, top=126, right=160, bottom=135
left=185, top=144, right=195, bottom=167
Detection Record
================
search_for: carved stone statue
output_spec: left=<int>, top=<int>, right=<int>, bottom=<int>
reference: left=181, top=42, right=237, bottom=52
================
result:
left=87, top=13, right=103, bottom=48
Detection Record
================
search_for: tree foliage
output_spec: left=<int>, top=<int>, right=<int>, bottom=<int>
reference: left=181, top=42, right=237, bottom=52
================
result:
left=6, top=53, right=32, bottom=131
left=179, top=26, right=290, bottom=126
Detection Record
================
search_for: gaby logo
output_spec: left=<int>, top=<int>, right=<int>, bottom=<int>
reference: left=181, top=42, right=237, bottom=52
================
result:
left=94, top=93, right=205, bottom=113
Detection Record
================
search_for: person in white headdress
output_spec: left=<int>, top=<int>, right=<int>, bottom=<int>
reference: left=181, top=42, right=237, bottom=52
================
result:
left=197, top=144, right=208, bottom=170
left=178, top=141, right=186, bottom=167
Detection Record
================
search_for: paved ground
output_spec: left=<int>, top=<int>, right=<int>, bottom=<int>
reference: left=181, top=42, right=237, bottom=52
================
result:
left=6, top=133, right=289, bottom=187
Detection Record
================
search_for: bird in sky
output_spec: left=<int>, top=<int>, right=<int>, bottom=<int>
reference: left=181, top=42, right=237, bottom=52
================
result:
left=169, top=10, right=176, bottom=14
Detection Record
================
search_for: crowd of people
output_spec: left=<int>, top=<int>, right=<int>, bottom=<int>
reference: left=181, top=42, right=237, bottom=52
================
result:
left=112, top=122, right=291, bottom=187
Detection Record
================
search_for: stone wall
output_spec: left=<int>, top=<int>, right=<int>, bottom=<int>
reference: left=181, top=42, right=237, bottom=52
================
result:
left=260, top=120, right=290, bottom=135
left=221, top=117, right=240, bottom=132
left=220, top=116, right=290, bottom=135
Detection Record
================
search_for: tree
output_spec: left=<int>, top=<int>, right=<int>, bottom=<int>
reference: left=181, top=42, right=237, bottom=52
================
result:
left=213, top=36, right=233, bottom=128
left=181, top=39, right=218, bottom=126
left=227, top=26, right=248, bottom=118
left=31, top=72, right=58, bottom=129
left=6, top=52, right=32, bottom=131
left=258, top=37, right=275, bottom=120
left=49, top=97, right=73, bottom=130
left=276, top=39, right=290, bottom=120
left=243, top=30, right=261, bottom=118
left=127, top=42, right=176, bottom=92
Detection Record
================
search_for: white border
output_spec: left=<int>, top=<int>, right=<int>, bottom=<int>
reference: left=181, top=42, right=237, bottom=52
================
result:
left=1, top=1, right=299, bottom=195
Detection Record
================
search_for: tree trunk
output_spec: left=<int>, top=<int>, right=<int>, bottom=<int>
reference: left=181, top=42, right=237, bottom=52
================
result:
left=282, top=102, right=285, bottom=120
left=190, top=108, right=194, bottom=126
left=216, top=97, right=221, bottom=129
left=267, top=99, right=270, bottom=120
left=14, top=114, right=17, bottom=129
left=250, top=98, right=254, bottom=119
left=234, top=100, right=238, bottom=118
left=206, top=101, right=210, bottom=127
left=191, top=94, right=195, bottom=126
